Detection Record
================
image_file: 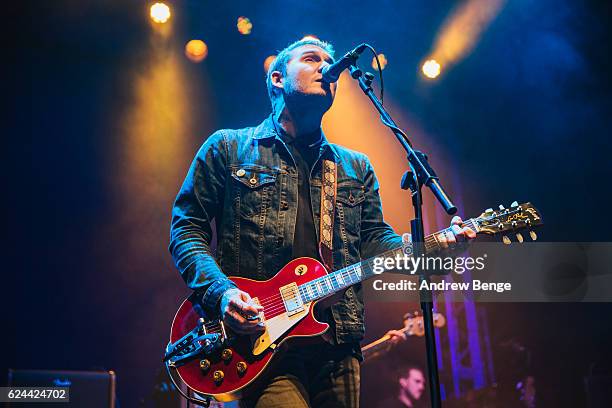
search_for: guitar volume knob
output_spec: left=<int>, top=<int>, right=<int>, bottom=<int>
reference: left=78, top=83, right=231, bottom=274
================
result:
left=221, top=348, right=233, bottom=361
left=213, top=370, right=224, bottom=383
left=237, top=361, right=248, bottom=375
left=199, top=359, right=211, bottom=372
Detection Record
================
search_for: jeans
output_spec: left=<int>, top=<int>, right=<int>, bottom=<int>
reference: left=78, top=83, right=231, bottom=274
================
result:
left=239, top=343, right=360, bottom=408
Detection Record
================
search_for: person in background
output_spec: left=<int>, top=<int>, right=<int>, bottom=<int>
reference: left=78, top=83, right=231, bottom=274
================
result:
left=377, top=365, right=426, bottom=408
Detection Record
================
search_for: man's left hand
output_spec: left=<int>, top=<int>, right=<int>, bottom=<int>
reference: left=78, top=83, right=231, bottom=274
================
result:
left=386, top=329, right=407, bottom=345
left=436, top=216, right=477, bottom=249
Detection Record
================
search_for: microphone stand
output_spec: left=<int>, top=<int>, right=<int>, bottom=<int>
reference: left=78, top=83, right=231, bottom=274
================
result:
left=346, top=64, right=456, bottom=408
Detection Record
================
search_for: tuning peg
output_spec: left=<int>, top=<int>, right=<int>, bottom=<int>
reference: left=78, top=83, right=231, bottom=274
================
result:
left=529, top=231, right=538, bottom=241
left=516, top=233, right=524, bottom=243
left=499, top=205, right=505, bottom=210
left=511, top=201, right=519, bottom=207
left=502, top=235, right=511, bottom=245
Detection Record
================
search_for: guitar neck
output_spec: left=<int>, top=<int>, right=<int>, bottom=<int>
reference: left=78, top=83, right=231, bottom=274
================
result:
left=298, top=219, right=479, bottom=304
left=361, top=325, right=410, bottom=359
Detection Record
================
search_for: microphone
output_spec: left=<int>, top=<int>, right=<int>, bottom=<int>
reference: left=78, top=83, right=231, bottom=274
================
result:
left=321, top=43, right=368, bottom=83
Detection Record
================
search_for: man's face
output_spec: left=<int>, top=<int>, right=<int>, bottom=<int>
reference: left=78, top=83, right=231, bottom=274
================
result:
left=400, top=369, right=426, bottom=401
left=278, top=45, right=337, bottom=108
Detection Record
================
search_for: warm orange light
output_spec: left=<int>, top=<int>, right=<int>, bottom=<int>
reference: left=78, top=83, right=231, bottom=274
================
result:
left=237, top=17, right=253, bottom=35
left=150, top=2, right=171, bottom=24
left=422, top=59, right=441, bottom=79
left=322, top=72, right=443, bottom=235
left=426, top=0, right=505, bottom=72
left=372, top=53, right=387, bottom=71
left=185, top=40, right=208, bottom=63
left=264, top=55, right=276, bottom=73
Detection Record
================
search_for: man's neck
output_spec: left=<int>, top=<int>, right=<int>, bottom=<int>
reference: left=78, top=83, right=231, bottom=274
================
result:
left=274, top=106, right=323, bottom=144
left=398, top=392, right=414, bottom=407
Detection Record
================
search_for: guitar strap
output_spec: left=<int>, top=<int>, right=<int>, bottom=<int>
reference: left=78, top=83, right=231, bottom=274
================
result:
left=319, top=159, right=337, bottom=271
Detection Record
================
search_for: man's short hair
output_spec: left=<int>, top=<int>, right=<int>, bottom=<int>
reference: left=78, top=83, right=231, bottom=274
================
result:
left=266, top=38, right=335, bottom=105
left=399, top=364, right=425, bottom=380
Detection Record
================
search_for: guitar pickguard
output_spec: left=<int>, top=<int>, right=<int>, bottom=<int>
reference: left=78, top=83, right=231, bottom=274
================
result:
left=251, top=302, right=312, bottom=355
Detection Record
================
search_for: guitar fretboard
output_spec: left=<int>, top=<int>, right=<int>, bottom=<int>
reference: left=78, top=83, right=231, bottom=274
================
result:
left=297, top=219, right=477, bottom=303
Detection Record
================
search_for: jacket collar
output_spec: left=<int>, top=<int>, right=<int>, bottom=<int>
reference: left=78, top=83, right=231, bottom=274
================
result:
left=252, top=114, right=339, bottom=159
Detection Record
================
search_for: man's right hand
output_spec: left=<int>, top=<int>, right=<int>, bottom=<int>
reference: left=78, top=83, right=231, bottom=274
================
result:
left=219, top=288, right=265, bottom=335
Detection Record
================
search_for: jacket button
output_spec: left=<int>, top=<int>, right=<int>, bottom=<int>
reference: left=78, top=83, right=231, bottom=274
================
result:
left=236, top=169, right=246, bottom=177
left=249, top=177, right=257, bottom=185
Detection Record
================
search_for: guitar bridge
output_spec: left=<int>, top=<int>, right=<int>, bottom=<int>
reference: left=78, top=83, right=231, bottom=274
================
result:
left=279, top=283, right=304, bottom=316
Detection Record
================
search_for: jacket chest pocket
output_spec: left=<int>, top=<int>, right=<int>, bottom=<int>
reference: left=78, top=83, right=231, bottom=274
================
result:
left=336, top=182, right=365, bottom=235
left=231, top=166, right=278, bottom=218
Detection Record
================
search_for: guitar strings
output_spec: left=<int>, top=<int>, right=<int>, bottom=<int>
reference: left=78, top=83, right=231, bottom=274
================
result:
left=246, top=266, right=366, bottom=317
left=256, top=221, right=475, bottom=309
left=255, top=264, right=362, bottom=308
left=211, top=265, right=361, bottom=320
left=199, top=221, right=478, bottom=326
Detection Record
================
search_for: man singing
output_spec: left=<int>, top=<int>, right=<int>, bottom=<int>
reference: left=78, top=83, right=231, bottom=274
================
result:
left=169, top=38, right=474, bottom=408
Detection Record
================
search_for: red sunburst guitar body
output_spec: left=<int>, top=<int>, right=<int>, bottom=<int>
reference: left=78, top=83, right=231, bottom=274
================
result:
left=170, top=257, right=331, bottom=402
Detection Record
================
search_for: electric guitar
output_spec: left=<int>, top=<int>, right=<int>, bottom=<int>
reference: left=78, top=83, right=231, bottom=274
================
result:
left=166, top=202, right=542, bottom=402
left=361, top=312, right=446, bottom=362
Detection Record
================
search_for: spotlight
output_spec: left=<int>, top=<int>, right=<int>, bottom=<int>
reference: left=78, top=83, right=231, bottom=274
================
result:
left=237, top=17, right=253, bottom=35
left=372, top=53, right=387, bottom=71
left=150, top=2, right=171, bottom=24
left=185, top=40, right=208, bottom=63
left=301, top=35, right=319, bottom=41
left=422, top=59, right=441, bottom=79
left=264, top=55, right=276, bottom=73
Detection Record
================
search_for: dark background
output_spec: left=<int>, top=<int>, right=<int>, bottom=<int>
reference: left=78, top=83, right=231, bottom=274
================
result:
left=4, top=0, right=612, bottom=406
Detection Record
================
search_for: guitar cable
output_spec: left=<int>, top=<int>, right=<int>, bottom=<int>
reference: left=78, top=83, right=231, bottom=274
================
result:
left=164, top=350, right=212, bottom=408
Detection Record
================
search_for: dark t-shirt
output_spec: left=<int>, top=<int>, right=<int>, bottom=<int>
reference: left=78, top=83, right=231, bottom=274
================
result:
left=376, top=395, right=421, bottom=408
left=278, top=129, right=321, bottom=261
left=276, top=123, right=361, bottom=357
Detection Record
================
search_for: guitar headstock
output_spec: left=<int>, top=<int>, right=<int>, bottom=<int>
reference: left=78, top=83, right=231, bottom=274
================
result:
left=404, top=312, right=446, bottom=337
left=473, top=201, right=542, bottom=244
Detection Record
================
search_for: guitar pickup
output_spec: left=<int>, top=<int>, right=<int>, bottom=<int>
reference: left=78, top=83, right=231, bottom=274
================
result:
left=279, top=283, right=304, bottom=316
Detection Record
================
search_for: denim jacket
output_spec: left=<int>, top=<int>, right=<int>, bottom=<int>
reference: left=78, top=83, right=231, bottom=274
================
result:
left=169, top=115, right=403, bottom=343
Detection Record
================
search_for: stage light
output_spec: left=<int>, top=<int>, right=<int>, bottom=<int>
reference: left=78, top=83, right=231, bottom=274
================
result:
left=372, top=54, right=387, bottom=71
left=185, top=40, right=208, bottom=63
left=237, top=17, right=253, bottom=35
left=150, top=2, right=171, bottom=24
left=422, top=59, right=441, bottom=79
left=264, top=55, right=276, bottom=73
left=426, top=0, right=505, bottom=73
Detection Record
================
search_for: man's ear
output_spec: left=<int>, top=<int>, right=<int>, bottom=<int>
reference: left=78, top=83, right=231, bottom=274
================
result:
left=271, top=71, right=283, bottom=90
